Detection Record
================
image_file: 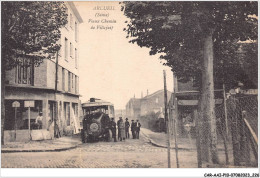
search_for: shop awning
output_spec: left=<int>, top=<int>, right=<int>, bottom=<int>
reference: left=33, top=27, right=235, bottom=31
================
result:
left=178, top=99, right=223, bottom=106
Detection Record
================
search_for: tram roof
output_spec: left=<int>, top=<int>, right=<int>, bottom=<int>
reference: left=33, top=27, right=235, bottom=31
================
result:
left=82, top=99, right=114, bottom=107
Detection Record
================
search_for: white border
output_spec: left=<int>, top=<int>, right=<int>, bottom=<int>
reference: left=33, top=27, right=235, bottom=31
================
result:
left=1, top=168, right=259, bottom=178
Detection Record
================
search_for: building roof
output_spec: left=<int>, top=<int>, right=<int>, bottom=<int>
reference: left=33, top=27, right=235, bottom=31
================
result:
left=142, top=89, right=171, bottom=99
left=126, top=89, right=172, bottom=108
left=125, top=97, right=141, bottom=109
left=67, top=2, right=83, bottom=23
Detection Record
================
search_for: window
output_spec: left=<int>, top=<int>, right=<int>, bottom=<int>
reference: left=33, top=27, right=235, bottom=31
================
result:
left=75, top=48, right=78, bottom=68
left=65, top=38, right=68, bottom=61
left=64, top=102, right=70, bottom=126
left=65, top=8, right=69, bottom=29
left=15, top=58, right=34, bottom=85
left=75, top=76, right=78, bottom=94
left=70, top=13, right=73, bottom=29
left=70, top=42, right=73, bottom=58
left=72, top=74, right=74, bottom=89
left=75, top=21, right=78, bottom=42
left=68, top=72, right=71, bottom=92
left=156, top=98, right=159, bottom=103
left=62, top=68, right=65, bottom=91
left=72, top=103, right=78, bottom=118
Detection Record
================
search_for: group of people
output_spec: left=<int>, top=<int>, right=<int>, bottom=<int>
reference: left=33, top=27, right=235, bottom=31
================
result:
left=110, top=117, right=141, bottom=142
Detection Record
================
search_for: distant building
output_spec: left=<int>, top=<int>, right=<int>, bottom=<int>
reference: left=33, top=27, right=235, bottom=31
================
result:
left=140, top=90, right=171, bottom=116
left=125, top=90, right=171, bottom=120
left=125, top=98, right=141, bottom=120
left=4, top=2, right=83, bottom=142
left=114, top=109, right=126, bottom=120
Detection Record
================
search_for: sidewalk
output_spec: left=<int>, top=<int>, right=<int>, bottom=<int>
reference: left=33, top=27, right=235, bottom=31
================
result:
left=141, top=128, right=196, bottom=150
left=1, top=134, right=82, bottom=153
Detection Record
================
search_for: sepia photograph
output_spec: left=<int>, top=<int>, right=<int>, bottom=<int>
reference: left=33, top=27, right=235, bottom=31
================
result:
left=1, top=0, right=259, bottom=177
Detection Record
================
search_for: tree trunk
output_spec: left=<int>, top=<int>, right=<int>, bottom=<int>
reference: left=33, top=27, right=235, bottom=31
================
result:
left=1, top=58, right=6, bottom=145
left=1, top=6, right=8, bottom=146
left=199, top=31, right=219, bottom=164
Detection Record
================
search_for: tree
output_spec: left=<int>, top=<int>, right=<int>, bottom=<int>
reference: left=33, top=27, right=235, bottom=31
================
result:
left=122, top=1, right=257, bottom=164
left=1, top=1, right=68, bottom=145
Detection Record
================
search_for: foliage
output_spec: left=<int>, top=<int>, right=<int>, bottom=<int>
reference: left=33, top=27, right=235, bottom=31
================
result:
left=122, top=1, right=257, bottom=89
left=214, top=41, right=258, bottom=90
left=1, top=1, right=68, bottom=69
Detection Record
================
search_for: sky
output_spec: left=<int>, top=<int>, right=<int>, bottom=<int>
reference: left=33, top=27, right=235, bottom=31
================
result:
left=74, top=1, right=173, bottom=110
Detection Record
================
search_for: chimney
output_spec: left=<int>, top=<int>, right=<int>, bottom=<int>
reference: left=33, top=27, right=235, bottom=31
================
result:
left=141, top=91, right=143, bottom=98
left=134, top=94, right=135, bottom=98
left=147, top=89, right=149, bottom=96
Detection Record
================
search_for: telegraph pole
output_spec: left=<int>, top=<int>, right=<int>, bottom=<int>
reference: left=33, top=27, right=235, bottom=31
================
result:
left=54, top=51, right=60, bottom=138
left=223, top=84, right=229, bottom=137
left=173, top=74, right=180, bottom=168
left=163, top=70, right=171, bottom=168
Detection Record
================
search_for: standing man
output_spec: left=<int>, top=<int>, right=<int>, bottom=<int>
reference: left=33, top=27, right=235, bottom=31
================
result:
left=118, top=117, right=126, bottom=141
left=35, top=112, right=43, bottom=129
left=136, top=120, right=141, bottom=139
left=125, top=118, right=130, bottom=139
left=110, top=118, right=117, bottom=142
left=131, top=120, right=136, bottom=139
left=117, top=118, right=121, bottom=140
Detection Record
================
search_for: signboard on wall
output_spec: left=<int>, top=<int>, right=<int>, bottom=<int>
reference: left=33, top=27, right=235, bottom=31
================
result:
left=12, top=101, right=20, bottom=108
left=24, top=100, right=35, bottom=108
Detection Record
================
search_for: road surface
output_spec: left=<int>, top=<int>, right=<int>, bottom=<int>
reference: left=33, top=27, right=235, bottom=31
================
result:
left=1, top=132, right=197, bottom=168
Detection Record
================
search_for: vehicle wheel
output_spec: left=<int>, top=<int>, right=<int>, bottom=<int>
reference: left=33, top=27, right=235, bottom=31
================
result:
left=107, top=130, right=112, bottom=142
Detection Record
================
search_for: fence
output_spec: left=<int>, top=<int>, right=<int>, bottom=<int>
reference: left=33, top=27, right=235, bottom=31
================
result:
left=166, top=93, right=258, bottom=168
left=215, top=94, right=258, bottom=167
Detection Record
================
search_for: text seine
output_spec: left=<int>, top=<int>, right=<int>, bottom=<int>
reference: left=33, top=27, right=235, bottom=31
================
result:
left=88, top=19, right=116, bottom=23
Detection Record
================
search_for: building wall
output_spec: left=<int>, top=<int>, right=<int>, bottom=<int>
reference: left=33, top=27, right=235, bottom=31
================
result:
left=6, top=58, right=79, bottom=96
left=5, top=59, right=48, bottom=88
left=47, top=59, right=56, bottom=89
left=125, top=98, right=141, bottom=120
left=58, top=2, right=80, bottom=77
left=34, top=59, right=48, bottom=88
left=125, top=90, right=171, bottom=120
left=140, top=90, right=171, bottom=116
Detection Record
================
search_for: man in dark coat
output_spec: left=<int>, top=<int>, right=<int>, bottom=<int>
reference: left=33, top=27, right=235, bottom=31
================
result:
left=125, top=118, right=130, bottom=139
left=110, top=118, right=117, bottom=142
left=131, top=120, right=136, bottom=139
left=117, top=118, right=121, bottom=140
left=136, top=120, right=141, bottom=139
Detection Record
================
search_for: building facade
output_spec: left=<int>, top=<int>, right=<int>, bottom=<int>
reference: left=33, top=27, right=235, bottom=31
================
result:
left=4, top=2, right=83, bottom=142
left=125, top=90, right=171, bottom=121
left=140, top=90, right=171, bottom=116
left=168, top=76, right=225, bottom=137
left=125, top=98, right=141, bottom=120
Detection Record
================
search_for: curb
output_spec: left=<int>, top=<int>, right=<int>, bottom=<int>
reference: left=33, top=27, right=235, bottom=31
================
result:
left=141, top=131, right=193, bottom=151
left=1, top=143, right=82, bottom=153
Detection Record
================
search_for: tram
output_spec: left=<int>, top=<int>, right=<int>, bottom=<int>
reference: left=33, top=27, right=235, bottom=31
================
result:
left=81, top=98, right=115, bottom=143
